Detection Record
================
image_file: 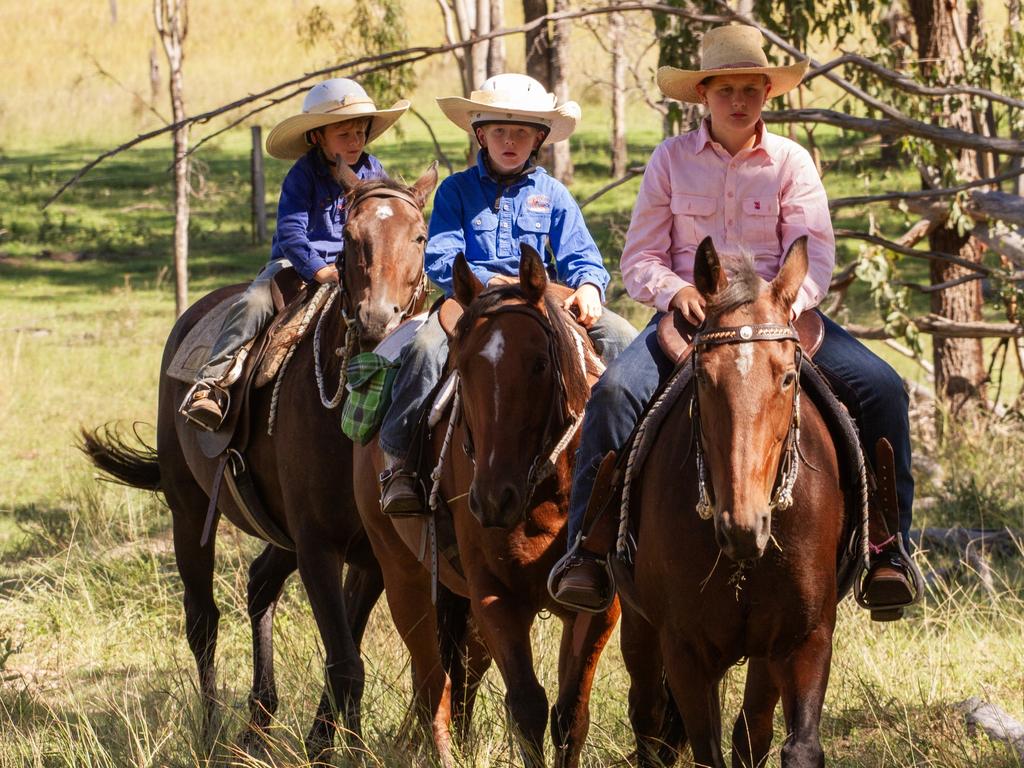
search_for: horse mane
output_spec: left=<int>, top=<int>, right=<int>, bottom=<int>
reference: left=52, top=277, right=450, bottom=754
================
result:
left=454, top=284, right=591, bottom=414
left=705, top=254, right=765, bottom=317
left=350, top=176, right=414, bottom=196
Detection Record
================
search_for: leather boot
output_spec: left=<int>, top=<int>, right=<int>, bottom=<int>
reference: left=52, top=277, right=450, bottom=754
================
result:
left=180, top=382, right=229, bottom=432
left=552, top=551, right=611, bottom=612
left=862, top=548, right=916, bottom=621
left=379, top=455, right=425, bottom=517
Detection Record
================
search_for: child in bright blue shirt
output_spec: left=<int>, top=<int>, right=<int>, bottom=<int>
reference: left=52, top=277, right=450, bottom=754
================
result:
left=180, top=78, right=408, bottom=431
left=378, top=74, right=637, bottom=515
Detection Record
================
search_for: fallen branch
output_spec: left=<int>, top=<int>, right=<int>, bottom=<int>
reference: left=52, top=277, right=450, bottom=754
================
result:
left=955, top=698, right=1024, bottom=760
left=911, top=526, right=1022, bottom=558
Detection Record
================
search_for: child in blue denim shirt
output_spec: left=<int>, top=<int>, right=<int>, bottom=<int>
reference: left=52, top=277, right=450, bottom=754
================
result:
left=181, top=78, right=408, bottom=430
left=378, top=74, right=637, bottom=515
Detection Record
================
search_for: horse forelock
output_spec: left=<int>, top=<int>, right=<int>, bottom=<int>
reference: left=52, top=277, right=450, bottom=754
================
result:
left=705, top=253, right=766, bottom=318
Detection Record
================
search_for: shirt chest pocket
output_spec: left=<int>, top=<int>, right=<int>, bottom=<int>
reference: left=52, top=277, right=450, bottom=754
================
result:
left=470, top=212, right=499, bottom=235
left=741, top=197, right=780, bottom=246
left=514, top=212, right=552, bottom=238
left=670, top=194, right=716, bottom=244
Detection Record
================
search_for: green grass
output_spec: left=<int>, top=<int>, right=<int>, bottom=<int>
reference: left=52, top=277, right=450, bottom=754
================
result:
left=2, top=124, right=1023, bottom=766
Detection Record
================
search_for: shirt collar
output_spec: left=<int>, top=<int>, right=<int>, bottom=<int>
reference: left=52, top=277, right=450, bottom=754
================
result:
left=695, top=118, right=771, bottom=159
left=475, top=149, right=540, bottom=186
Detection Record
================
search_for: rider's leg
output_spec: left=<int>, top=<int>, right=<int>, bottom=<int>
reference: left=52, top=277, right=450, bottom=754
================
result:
left=378, top=312, right=449, bottom=515
left=812, top=312, right=918, bottom=614
left=181, top=259, right=290, bottom=431
left=552, top=315, right=673, bottom=610
left=586, top=308, right=638, bottom=364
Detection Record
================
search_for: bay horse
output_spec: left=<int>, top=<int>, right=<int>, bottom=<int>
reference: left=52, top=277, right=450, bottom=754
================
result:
left=81, top=162, right=438, bottom=760
left=352, top=247, right=620, bottom=767
left=620, top=238, right=849, bottom=767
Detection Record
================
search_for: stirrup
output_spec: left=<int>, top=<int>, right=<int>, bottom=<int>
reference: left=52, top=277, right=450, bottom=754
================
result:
left=854, top=544, right=924, bottom=622
left=379, top=467, right=427, bottom=517
left=179, top=381, right=230, bottom=432
left=547, top=537, right=616, bottom=614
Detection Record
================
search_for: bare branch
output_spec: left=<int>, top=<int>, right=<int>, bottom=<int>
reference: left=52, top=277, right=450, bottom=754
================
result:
left=850, top=316, right=1024, bottom=339
left=834, top=228, right=991, bottom=274
left=409, top=106, right=454, bottom=174
left=829, top=166, right=1024, bottom=210
left=579, top=166, right=646, bottom=208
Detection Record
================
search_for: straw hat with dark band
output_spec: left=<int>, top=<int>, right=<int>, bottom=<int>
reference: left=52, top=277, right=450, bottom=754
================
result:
left=437, top=73, right=581, bottom=145
left=657, top=25, right=808, bottom=104
left=265, top=78, right=409, bottom=160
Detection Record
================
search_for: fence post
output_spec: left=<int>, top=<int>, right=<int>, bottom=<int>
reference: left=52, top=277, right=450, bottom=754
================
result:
left=251, top=126, right=267, bottom=245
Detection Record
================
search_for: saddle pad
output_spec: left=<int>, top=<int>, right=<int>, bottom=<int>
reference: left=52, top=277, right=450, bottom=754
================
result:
left=166, top=296, right=235, bottom=383
left=374, top=312, right=428, bottom=362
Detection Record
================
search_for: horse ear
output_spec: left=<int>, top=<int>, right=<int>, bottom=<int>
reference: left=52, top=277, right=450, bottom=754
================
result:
left=331, top=154, right=361, bottom=193
left=411, top=161, right=439, bottom=209
left=453, top=253, right=484, bottom=307
left=771, top=236, right=809, bottom=311
left=693, top=236, right=727, bottom=297
left=519, top=243, right=547, bottom=305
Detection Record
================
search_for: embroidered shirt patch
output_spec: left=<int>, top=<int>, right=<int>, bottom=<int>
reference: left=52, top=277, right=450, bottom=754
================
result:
left=526, top=194, right=551, bottom=213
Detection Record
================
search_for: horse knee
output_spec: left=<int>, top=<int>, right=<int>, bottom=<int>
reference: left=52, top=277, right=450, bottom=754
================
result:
left=780, top=737, right=824, bottom=768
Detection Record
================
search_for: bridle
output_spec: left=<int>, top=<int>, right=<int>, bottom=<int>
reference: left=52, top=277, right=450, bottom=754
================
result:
left=458, top=298, right=589, bottom=511
left=690, top=321, right=803, bottom=520
left=336, top=185, right=428, bottom=327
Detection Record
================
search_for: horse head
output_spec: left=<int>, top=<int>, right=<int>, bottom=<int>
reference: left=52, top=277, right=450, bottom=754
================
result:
left=333, top=159, right=438, bottom=347
left=440, top=244, right=594, bottom=529
left=691, top=235, right=808, bottom=562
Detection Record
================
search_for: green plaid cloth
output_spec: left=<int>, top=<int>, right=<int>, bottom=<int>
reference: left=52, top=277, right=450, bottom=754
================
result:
left=340, top=352, right=400, bottom=445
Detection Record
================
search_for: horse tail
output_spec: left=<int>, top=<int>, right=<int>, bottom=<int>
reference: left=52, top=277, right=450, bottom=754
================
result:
left=78, top=424, right=162, bottom=492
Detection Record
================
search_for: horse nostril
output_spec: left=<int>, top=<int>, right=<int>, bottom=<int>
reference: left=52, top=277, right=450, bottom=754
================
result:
left=392, top=305, right=400, bottom=314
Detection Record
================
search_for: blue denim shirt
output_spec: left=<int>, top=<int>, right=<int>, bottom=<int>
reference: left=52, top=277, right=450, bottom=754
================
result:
left=271, top=149, right=386, bottom=282
left=425, top=151, right=610, bottom=298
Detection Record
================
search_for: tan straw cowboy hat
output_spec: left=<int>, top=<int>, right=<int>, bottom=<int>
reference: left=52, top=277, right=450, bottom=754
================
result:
left=265, top=78, right=410, bottom=160
left=437, top=73, right=581, bottom=144
left=657, top=25, right=808, bottom=104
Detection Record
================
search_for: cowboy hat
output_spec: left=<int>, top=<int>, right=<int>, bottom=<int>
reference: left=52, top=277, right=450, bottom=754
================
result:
left=437, top=73, right=581, bottom=144
left=657, top=25, right=808, bottom=104
left=265, top=78, right=410, bottom=160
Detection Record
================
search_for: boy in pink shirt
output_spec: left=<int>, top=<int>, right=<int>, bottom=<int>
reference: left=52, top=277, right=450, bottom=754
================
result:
left=552, top=25, right=917, bottom=616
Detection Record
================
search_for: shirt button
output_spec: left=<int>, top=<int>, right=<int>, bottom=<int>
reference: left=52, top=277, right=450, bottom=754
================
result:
left=727, top=191, right=734, bottom=198
left=474, top=218, right=482, bottom=225
left=502, top=222, right=510, bottom=228
left=535, top=222, right=542, bottom=229
left=503, top=204, right=510, bottom=211
left=727, top=219, right=734, bottom=225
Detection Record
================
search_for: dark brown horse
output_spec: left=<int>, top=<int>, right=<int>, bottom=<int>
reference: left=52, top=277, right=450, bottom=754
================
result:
left=81, top=163, right=438, bottom=760
left=620, top=238, right=848, bottom=768
left=353, top=248, right=620, bottom=767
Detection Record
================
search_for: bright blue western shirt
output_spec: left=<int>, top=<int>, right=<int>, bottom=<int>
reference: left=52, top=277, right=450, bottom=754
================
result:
left=271, top=149, right=385, bottom=282
left=425, top=151, right=610, bottom=298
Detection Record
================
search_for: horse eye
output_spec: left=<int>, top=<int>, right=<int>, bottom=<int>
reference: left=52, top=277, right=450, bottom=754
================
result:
left=414, top=234, right=427, bottom=245
left=781, top=371, right=796, bottom=389
left=533, top=357, right=549, bottom=374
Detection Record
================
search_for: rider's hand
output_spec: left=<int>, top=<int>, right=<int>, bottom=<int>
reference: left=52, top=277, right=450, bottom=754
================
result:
left=562, top=283, right=602, bottom=328
left=314, top=265, right=340, bottom=284
left=669, top=285, right=706, bottom=325
left=487, top=275, right=517, bottom=287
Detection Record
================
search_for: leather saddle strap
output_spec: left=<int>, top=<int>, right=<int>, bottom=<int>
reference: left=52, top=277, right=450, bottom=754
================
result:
left=870, top=438, right=900, bottom=547
left=201, top=454, right=228, bottom=548
left=223, top=451, right=296, bottom=551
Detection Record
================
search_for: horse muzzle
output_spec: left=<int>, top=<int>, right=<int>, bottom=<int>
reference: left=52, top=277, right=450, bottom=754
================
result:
left=714, top=508, right=771, bottom=562
left=354, top=299, right=405, bottom=344
left=468, top=481, right=524, bottom=530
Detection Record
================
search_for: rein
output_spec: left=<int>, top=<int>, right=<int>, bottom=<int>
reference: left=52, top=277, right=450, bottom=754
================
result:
left=691, top=322, right=803, bottom=520
left=457, top=300, right=589, bottom=511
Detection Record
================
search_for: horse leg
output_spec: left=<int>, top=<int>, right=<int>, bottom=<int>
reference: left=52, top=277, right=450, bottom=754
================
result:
left=295, top=540, right=365, bottom=762
left=437, top=584, right=492, bottom=746
left=621, top=609, right=685, bottom=767
left=663, top=651, right=726, bottom=768
left=166, top=481, right=221, bottom=749
left=732, top=658, right=781, bottom=768
left=471, top=585, right=547, bottom=768
left=343, top=560, right=385, bottom=650
left=239, top=544, right=297, bottom=755
left=550, top=604, right=620, bottom=768
left=775, top=625, right=833, bottom=768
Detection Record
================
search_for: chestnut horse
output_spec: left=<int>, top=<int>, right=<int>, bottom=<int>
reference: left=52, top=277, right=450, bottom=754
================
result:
left=81, top=164, right=438, bottom=760
left=353, top=248, right=620, bottom=767
left=620, top=238, right=849, bottom=768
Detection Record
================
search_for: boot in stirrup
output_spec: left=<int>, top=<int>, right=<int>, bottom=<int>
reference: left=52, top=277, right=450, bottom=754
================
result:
left=180, top=381, right=230, bottom=432
left=379, top=454, right=426, bottom=517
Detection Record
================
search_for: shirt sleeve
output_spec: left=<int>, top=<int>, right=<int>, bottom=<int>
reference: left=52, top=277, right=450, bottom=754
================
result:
left=273, top=163, right=329, bottom=283
left=779, top=146, right=835, bottom=317
left=425, top=177, right=492, bottom=294
left=619, top=141, right=689, bottom=312
left=548, top=184, right=610, bottom=301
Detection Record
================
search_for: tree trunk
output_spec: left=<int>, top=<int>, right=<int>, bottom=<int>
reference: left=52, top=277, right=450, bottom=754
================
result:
left=909, top=0, right=987, bottom=412
left=471, top=0, right=491, bottom=91
left=488, top=0, right=505, bottom=76
left=610, top=6, right=627, bottom=177
left=549, top=0, right=573, bottom=184
left=155, top=0, right=190, bottom=318
left=522, top=0, right=550, bottom=85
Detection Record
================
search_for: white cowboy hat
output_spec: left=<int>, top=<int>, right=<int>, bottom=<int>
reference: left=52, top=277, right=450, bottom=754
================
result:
left=436, top=73, right=581, bottom=144
left=657, top=25, right=808, bottom=104
left=265, top=78, right=410, bottom=160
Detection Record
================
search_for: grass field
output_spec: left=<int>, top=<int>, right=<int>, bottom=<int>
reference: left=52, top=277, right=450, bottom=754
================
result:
left=2, top=103, right=1024, bottom=768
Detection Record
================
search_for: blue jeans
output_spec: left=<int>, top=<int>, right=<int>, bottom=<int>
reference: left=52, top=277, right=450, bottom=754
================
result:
left=566, top=311, right=914, bottom=546
left=379, top=307, right=638, bottom=460
left=196, top=258, right=291, bottom=383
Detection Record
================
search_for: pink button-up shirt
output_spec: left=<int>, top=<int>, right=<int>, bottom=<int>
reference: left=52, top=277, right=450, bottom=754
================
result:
left=620, top=120, right=835, bottom=317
